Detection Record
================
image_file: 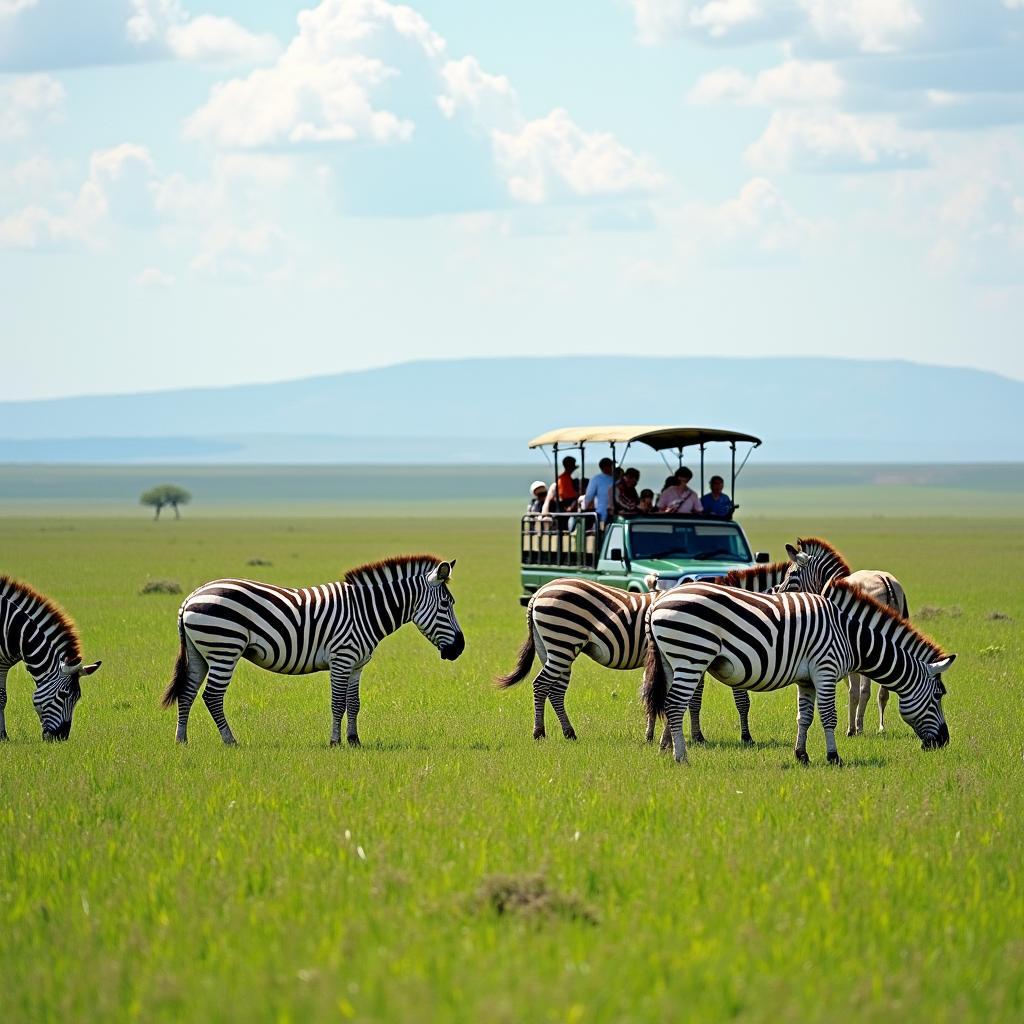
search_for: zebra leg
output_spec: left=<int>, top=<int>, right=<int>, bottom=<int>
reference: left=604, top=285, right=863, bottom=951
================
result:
left=659, top=720, right=671, bottom=751
left=794, top=685, right=815, bottom=765
left=645, top=712, right=656, bottom=743
left=816, top=678, right=842, bottom=766
left=732, top=688, right=754, bottom=745
left=846, top=676, right=858, bottom=737
left=877, top=684, right=890, bottom=733
left=201, top=652, right=242, bottom=746
left=531, top=660, right=571, bottom=739
left=687, top=675, right=707, bottom=744
left=666, top=666, right=701, bottom=764
left=329, top=663, right=349, bottom=746
left=175, top=636, right=208, bottom=744
left=345, top=668, right=364, bottom=747
left=854, top=673, right=871, bottom=735
left=548, top=671, right=578, bottom=740
left=0, top=667, right=8, bottom=740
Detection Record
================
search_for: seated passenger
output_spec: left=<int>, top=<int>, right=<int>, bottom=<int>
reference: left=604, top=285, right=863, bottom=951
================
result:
left=527, top=480, right=549, bottom=514
left=656, top=474, right=683, bottom=512
left=701, top=475, right=734, bottom=517
left=585, top=458, right=616, bottom=522
left=615, top=467, right=641, bottom=512
left=659, top=467, right=703, bottom=514
left=638, top=488, right=655, bottom=513
left=556, top=456, right=580, bottom=511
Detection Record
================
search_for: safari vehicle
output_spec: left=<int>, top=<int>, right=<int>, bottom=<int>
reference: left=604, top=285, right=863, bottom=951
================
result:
left=519, top=425, right=769, bottom=605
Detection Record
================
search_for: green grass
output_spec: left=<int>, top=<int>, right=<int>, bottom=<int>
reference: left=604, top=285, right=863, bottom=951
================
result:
left=1, top=509, right=1022, bottom=1022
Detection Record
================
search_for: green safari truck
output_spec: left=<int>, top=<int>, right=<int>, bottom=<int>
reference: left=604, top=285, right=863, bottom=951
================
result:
left=519, top=425, right=769, bottom=605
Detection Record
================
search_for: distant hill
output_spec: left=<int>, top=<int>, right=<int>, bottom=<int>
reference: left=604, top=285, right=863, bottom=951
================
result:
left=1, top=357, right=1021, bottom=463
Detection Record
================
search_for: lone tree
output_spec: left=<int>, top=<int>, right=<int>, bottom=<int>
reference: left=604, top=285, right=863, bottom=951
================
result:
left=140, top=484, right=192, bottom=520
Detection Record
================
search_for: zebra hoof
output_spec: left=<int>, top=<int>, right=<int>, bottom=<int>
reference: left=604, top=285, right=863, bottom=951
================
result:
left=533, top=728, right=546, bottom=740
left=795, top=750, right=810, bottom=765
left=827, top=751, right=843, bottom=767
left=741, top=733, right=755, bottom=747
left=347, top=736, right=361, bottom=748
left=563, top=729, right=578, bottom=741
left=330, top=739, right=341, bottom=747
left=0, top=730, right=9, bottom=741
left=691, top=732, right=706, bottom=746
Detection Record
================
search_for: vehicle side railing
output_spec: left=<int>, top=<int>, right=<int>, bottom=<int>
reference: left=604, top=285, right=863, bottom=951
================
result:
left=520, top=512, right=601, bottom=570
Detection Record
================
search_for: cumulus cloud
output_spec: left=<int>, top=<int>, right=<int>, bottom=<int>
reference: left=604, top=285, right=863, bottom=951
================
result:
left=689, top=59, right=843, bottom=105
left=190, top=221, right=287, bottom=283
left=0, top=73, right=65, bottom=139
left=0, top=0, right=277, bottom=71
left=186, top=0, right=662, bottom=213
left=629, top=0, right=800, bottom=46
left=135, top=266, right=175, bottom=287
left=492, top=109, right=665, bottom=203
left=746, top=110, right=928, bottom=172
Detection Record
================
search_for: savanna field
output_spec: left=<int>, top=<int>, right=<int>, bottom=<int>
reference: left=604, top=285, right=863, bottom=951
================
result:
left=2, top=472, right=1023, bottom=1023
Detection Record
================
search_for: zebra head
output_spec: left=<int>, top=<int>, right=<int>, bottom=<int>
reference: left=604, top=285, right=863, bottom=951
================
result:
left=903, top=654, right=954, bottom=750
left=33, top=658, right=102, bottom=741
left=413, top=560, right=465, bottom=661
left=782, top=539, right=850, bottom=594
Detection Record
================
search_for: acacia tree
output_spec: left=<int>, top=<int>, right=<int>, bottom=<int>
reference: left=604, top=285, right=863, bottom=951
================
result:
left=140, top=484, right=192, bottom=520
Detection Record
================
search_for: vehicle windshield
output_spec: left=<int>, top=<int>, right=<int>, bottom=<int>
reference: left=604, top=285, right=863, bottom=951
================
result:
left=627, top=521, right=751, bottom=562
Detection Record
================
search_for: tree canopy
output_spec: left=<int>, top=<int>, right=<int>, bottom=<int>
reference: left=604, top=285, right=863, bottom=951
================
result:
left=140, top=484, right=192, bottom=519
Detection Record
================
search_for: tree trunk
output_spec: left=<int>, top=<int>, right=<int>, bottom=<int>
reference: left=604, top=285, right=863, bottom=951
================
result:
left=154, top=504, right=161, bottom=520
left=173, top=502, right=180, bottom=520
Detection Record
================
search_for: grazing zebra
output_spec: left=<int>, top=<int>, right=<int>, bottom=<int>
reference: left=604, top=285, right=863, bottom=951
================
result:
left=643, top=579, right=953, bottom=764
left=162, top=555, right=464, bottom=746
left=0, top=576, right=101, bottom=741
left=783, top=537, right=910, bottom=736
left=495, top=562, right=793, bottom=745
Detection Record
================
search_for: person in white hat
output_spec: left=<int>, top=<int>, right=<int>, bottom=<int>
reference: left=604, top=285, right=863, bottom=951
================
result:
left=527, top=480, right=549, bottom=514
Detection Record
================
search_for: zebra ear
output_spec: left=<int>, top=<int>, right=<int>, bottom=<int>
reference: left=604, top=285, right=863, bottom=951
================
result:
left=785, top=544, right=808, bottom=566
left=927, top=654, right=955, bottom=676
left=427, top=561, right=453, bottom=585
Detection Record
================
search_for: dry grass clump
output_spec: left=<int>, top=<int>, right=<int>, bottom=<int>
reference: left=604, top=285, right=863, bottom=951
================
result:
left=474, top=873, right=597, bottom=925
left=247, top=557, right=272, bottom=566
left=985, top=610, right=1012, bottom=621
left=916, top=604, right=963, bottom=621
left=139, top=579, right=182, bottom=596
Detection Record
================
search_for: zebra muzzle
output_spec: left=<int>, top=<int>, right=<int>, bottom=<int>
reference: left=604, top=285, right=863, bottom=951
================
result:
left=440, top=632, right=466, bottom=661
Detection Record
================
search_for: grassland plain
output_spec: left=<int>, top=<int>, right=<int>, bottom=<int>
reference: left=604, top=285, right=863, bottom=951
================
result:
left=1, top=507, right=1022, bottom=1023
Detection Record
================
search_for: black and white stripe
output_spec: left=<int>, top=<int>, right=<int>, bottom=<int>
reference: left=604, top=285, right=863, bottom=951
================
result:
left=496, top=563, right=793, bottom=744
left=643, top=579, right=953, bottom=764
left=0, top=576, right=101, bottom=741
left=162, top=555, right=464, bottom=746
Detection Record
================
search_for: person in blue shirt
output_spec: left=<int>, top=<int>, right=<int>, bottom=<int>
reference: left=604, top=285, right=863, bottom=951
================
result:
left=584, top=457, right=616, bottom=521
left=701, top=475, right=734, bottom=517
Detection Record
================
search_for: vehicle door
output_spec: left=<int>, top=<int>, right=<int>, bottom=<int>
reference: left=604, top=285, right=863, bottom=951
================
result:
left=596, top=522, right=632, bottom=590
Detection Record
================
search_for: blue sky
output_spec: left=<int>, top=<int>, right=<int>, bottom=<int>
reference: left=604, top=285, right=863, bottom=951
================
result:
left=1, top=0, right=1023, bottom=400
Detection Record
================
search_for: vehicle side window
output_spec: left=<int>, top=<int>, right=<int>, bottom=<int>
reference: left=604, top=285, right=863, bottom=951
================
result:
left=604, top=524, right=624, bottom=558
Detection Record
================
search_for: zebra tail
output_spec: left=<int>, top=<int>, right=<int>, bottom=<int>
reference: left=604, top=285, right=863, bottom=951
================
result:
left=161, top=611, right=189, bottom=709
left=641, top=621, right=667, bottom=721
left=495, top=607, right=536, bottom=688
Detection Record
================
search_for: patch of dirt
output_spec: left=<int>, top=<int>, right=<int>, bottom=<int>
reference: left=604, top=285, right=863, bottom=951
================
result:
left=474, top=873, right=597, bottom=925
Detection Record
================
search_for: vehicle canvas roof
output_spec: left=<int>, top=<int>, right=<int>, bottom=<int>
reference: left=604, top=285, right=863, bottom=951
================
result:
left=528, top=425, right=762, bottom=451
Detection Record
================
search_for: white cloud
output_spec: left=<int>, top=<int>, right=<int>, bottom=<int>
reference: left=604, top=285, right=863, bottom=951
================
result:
left=492, top=108, right=665, bottom=203
left=0, top=0, right=38, bottom=17
left=135, top=266, right=175, bottom=288
left=187, top=0, right=662, bottom=211
left=0, top=204, right=77, bottom=249
left=799, top=0, right=922, bottom=54
left=746, top=110, right=927, bottom=172
left=689, top=59, right=843, bottom=105
left=166, top=15, right=279, bottom=63
left=683, top=176, right=819, bottom=257
left=0, top=73, right=65, bottom=139
left=629, top=0, right=795, bottom=45
left=190, top=221, right=287, bottom=283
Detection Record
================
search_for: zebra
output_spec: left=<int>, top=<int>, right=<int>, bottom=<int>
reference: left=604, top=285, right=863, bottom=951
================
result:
left=782, top=537, right=910, bottom=736
left=0, top=575, right=101, bottom=741
left=161, top=555, right=464, bottom=747
left=643, top=579, right=954, bottom=765
left=495, top=562, right=794, bottom=745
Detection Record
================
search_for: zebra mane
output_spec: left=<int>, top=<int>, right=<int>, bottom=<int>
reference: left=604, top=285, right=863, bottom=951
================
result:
left=828, top=578, right=945, bottom=661
left=717, top=561, right=791, bottom=589
left=0, top=575, right=82, bottom=661
left=343, top=554, right=444, bottom=587
left=796, top=536, right=852, bottom=577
